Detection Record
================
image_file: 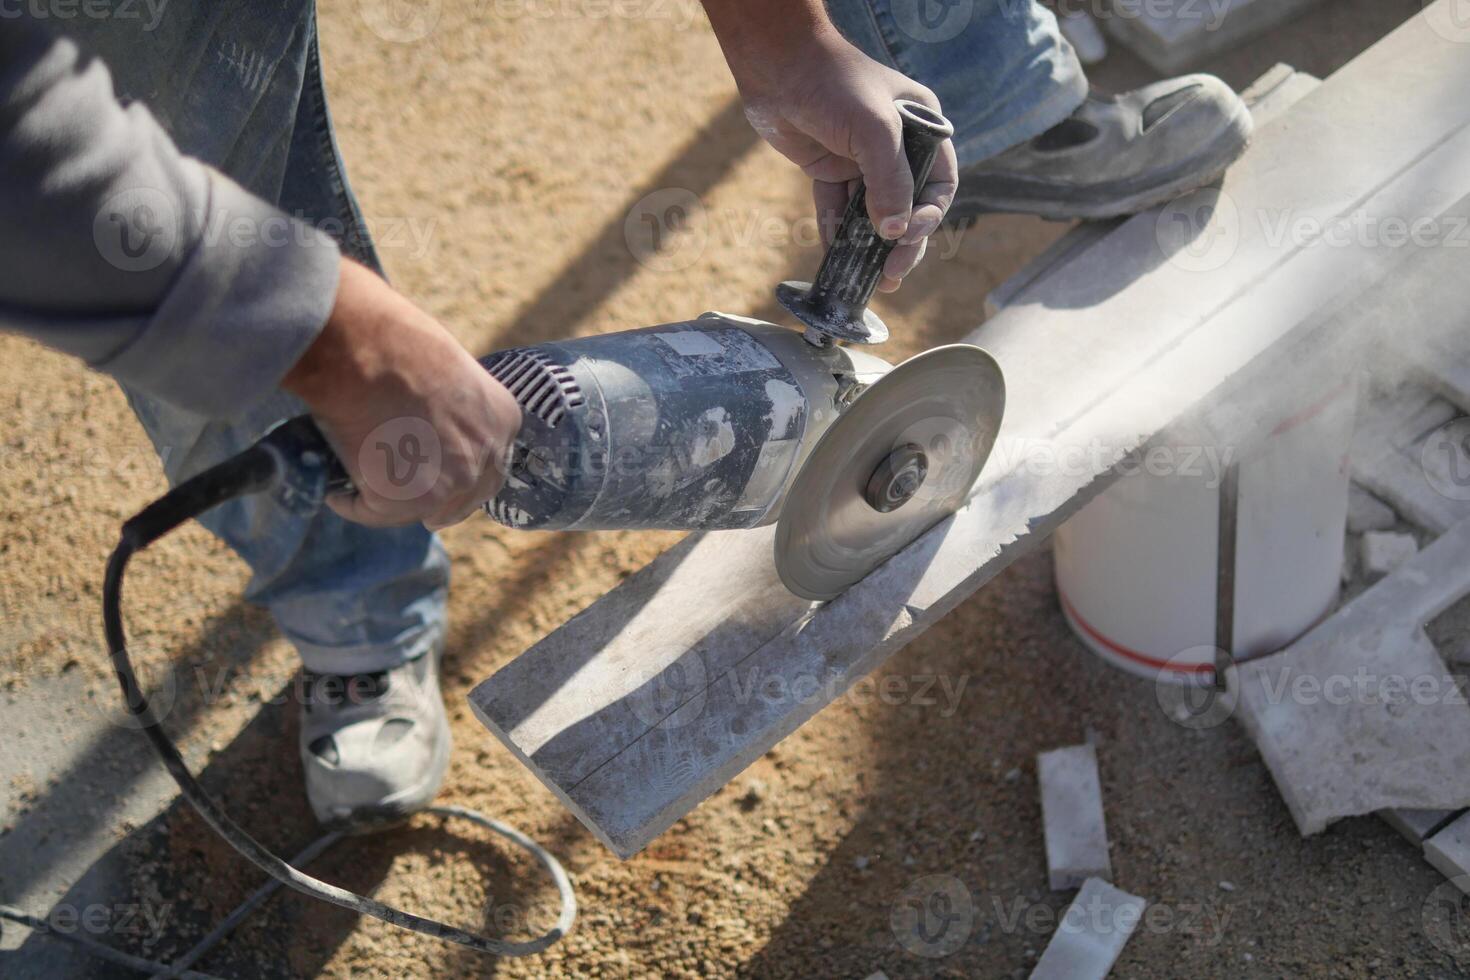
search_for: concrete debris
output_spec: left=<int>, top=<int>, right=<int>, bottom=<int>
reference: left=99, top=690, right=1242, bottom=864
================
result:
left=1351, top=384, right=1470, bottom=535
left=1058, top=10, right=1107, bottom=65
left=1425, top=812, right=1470, bottom=894
left=1347, top=486, right=1398, bottom=533
left=1359, top=531, right=1418, bottom=578
left=1378, top=808, right=1462, bottom=846
left=1038, top=745, right=1112, bottom=891
left=1029, top=878, right=1147, bottom=980
left=1235, top=518, right=1470, bottom=835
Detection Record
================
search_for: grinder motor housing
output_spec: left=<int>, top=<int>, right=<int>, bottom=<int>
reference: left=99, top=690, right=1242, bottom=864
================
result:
left=481, top=313, right=892, bottom=532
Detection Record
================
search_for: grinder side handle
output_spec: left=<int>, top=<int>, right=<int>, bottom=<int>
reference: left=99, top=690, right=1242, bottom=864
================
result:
left=776, top=99, right=955, bottom=346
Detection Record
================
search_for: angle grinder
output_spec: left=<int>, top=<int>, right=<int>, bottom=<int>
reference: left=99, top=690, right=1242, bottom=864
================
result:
left=342, top=99, right=1004, bottom=598
left=95, top=99, right=1004, bottom=959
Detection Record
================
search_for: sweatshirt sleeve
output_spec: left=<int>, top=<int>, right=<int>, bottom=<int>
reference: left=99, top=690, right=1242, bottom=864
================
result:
left=0, top=24, right=342, bottom=418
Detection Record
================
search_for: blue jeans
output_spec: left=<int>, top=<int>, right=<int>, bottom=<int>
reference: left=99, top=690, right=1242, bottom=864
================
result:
left=828, top=0, right=1087, bottom=167
left=58, top=0, right=1076, bottom=674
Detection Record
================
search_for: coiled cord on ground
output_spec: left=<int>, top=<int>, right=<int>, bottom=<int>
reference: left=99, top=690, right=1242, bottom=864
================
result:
left=3, top=425, right=576, bottom=975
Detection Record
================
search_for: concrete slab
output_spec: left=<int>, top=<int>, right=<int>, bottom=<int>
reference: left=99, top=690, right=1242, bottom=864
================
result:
left=1234, top=518, right=1470, bottom=836
left=1101, top=0, right=1324, bottom=74
left=1029, top=878, right=1147, bottom=980
left=471, top=10, right=1470, bottom=856
left=1038, top=745, right=1112, bottom=891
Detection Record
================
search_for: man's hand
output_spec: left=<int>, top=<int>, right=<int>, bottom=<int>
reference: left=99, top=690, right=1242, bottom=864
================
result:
left=703, top=0, right=958, bottom=293
left=284, top=257, right=521, bottom=530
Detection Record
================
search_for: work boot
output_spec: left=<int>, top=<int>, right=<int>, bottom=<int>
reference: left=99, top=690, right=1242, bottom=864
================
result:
left=949, top=74, right=1252, bottom=223
left=299, top=643, right=451, bottom=830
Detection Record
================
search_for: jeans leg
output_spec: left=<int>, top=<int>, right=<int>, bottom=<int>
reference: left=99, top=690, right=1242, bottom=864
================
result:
left=122, top=386, right=450, bottom=676
left=826, top=0, right=1089, bottom=167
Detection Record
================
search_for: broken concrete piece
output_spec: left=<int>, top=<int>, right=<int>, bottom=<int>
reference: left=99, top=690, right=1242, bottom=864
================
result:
left=1101, top=0, right=1323, bottom=74
left=1351, top=384, right=1470, bottom=535
left=1360, top=531, right=1418, bottom=577
left=1038, top=745, right=1112, bottom=891
left=1029, top=878, right=1147, bottom=980
left=1235, top=517, right=1470, bottom=835
left=1379, top=808, right=1462, bottom=846
left=1426, top=812, right=1470, bottom=893
left=1347, top=486, right=1398, bottom=533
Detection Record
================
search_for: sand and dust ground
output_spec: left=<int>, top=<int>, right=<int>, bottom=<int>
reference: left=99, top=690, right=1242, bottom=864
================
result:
left=3, top=0, right=1465, bottom=976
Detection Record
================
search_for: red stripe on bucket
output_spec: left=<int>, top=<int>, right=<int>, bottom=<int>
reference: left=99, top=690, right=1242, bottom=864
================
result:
left=1057, top=590, right=1214, bottom=676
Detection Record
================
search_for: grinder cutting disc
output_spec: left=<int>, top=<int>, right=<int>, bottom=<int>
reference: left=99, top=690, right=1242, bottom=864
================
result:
left=775, top=344, right=1005, bottom=601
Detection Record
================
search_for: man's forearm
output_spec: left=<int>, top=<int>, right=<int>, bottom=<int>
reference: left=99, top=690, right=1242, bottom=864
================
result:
left=700, top=0, right=844, bottom=86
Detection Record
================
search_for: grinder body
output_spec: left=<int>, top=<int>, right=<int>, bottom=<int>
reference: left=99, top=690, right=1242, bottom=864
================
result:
left=482, top=314, right=889, bottom=531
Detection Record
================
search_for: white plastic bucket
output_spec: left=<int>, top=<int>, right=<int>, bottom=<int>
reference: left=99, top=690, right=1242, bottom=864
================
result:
left=1054, top=382, right=1356, bottom=684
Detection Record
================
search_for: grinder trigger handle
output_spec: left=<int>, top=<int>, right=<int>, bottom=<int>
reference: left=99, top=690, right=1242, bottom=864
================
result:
left=775, top=99, right=955, bottom=346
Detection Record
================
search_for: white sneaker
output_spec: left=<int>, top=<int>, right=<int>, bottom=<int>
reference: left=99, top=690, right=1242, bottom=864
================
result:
left=299, top=644, right=451, bottom=830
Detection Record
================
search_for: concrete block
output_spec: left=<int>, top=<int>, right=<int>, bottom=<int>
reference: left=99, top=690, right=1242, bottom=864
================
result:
left=1038, top=745, right=1112, bottom=891
left=1379, top=808, right=1462, bottom=846
left=1360, top=531, right=1418, bottom=578
left=1101, top=0, right=1324, bottom=74
left=1235, top=518, right=1470, bottom=835
left=1029, top=878, right=1147, bottom=980
left=1347, top=486, right=1398, bottom=533
left=1426, top=811, right=1470, bottom=893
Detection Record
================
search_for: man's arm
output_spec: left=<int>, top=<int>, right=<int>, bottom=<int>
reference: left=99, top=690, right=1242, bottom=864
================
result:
left=0, top=24, right=519, bottom=528
left=701, top=0, right=959, bottom=293
left=0, top=24, right=341, bottom=415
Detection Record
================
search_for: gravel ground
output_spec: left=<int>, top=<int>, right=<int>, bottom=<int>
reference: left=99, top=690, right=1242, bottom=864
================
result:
left=3, top=0, right=1466, bottom=977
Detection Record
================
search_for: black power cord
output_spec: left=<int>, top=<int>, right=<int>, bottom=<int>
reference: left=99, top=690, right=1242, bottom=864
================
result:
left=91, top=417, right=575, bottom=968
